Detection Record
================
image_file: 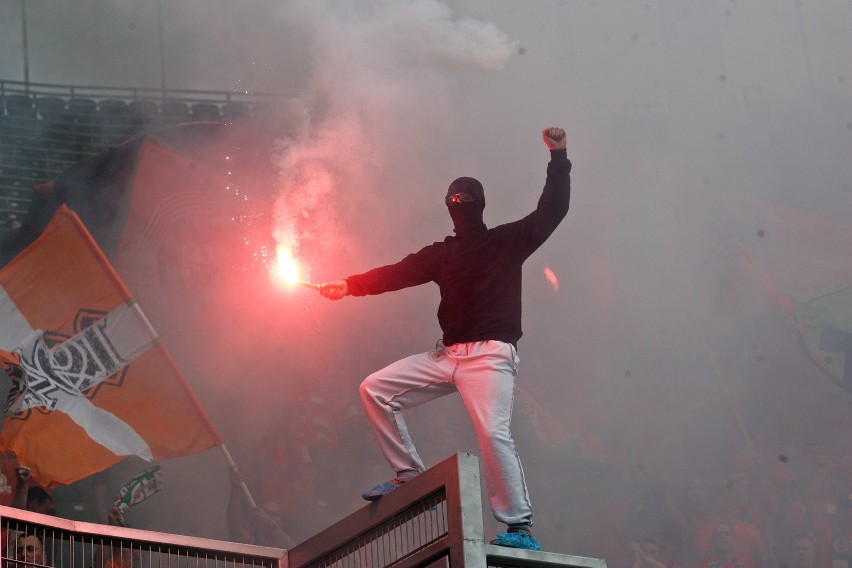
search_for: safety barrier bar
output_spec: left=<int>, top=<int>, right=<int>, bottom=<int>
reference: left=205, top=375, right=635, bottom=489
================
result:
left=0, top=505, right=285, bottom=568
left=1, top=454, right=606, bottom=568
left=286, top=453, right=607, bottom=568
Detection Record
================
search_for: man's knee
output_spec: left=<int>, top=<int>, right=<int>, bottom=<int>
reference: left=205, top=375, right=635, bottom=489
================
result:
left=359, top=374, right=380, bottom=402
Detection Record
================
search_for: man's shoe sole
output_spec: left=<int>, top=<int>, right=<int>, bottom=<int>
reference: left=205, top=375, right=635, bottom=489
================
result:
left=361, top=479, right=403, bottom=501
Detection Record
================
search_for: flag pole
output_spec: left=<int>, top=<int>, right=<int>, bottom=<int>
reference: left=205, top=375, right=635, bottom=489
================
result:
left=702, top=337, right=758, bottom=457
left=218, top=443, right=258, bottom=510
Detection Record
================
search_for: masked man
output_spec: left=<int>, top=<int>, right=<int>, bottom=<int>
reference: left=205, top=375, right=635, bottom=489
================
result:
left=319, top=127, right=571, bottom=551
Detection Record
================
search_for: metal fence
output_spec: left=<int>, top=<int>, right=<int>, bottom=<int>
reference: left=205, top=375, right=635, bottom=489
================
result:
left=0, top=506, right=284, bottom=568
left=0, top=456, right=606, bottom=568
left=286, top=453, right=607, bottom=568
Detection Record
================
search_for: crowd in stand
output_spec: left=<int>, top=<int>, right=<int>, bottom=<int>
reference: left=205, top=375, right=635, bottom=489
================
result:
left=208, top=359, right=852, bottom=568
left=611, top=452, right=852, bottom=568
left=5, top=409, right=852, bottom=568
left=3, top=463, right=143, bottom=568
left=0, top=274, right=848, bottom=566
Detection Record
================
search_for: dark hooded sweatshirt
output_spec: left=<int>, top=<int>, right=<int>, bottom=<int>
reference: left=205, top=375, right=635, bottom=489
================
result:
left=345, top=149, right=571, bottom=347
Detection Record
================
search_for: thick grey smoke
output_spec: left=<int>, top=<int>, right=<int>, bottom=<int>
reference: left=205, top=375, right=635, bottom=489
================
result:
left=269, top=0, right=517, bottom=276
left=1, top=0, right=852, bottom=562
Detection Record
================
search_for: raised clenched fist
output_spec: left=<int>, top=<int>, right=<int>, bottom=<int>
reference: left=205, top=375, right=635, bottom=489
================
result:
left=542, top=127, right=566, bottom=150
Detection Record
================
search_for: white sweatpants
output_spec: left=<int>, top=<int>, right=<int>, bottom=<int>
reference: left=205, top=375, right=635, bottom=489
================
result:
left=359, top=340, right=533, bottom=527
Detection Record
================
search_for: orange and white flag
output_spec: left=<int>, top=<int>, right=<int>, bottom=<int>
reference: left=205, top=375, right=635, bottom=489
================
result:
left=0, top=206, right=221, bottom=487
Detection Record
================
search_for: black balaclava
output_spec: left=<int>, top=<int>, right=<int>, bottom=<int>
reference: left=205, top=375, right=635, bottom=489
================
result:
left=445, top=176, right=486, bottom=237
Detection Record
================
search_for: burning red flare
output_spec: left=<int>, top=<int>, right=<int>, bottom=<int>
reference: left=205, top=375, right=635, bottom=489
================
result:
left=273, top=244, right=321, bottom=290
left=275, top=245, right=302, bottom=285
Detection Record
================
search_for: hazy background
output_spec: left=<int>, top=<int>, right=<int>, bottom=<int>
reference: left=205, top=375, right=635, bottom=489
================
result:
left=1, top=0, right=852, bottom=560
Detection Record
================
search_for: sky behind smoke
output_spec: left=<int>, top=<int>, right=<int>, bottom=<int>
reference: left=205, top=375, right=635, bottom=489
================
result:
left=1, top=0, right=852, bottom=560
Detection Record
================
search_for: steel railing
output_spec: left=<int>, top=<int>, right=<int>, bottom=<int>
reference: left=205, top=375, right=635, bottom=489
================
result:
left=286, top=453, right=607, bottom=568
left=0, top=454, right=607, bottom=568
left=0, top=506, right=285, bottom=568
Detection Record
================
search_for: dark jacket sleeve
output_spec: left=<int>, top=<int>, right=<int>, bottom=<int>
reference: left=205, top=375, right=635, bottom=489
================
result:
left=510, top=148, right=572, bottom=250
left=345, top=243, right=441, bottom=296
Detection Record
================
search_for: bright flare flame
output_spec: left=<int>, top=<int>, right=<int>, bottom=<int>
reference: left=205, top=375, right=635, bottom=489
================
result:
left=275, top=245, right=302, bottom=285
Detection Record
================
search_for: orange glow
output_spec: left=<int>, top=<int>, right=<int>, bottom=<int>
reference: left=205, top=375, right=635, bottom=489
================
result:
left=544, top=266, right=560, bottom=291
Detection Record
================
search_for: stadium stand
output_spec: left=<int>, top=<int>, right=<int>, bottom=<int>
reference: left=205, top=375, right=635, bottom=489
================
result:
left=158, top=99, right=190, bottom=123
left=35, top=96, right=67, bottom=122
left=0, top=79, right=278, bottom=227
left=191, top=102, right=222, bottom=120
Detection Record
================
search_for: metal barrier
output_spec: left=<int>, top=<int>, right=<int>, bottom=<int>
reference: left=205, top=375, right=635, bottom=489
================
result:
left=0, top=454, right=606, bottom=568
left=286, top=453, right=607, bottom=568
left=0, top=506, right=285, bottom=568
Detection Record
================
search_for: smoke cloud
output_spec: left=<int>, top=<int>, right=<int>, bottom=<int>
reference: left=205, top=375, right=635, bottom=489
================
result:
left=268, top=0, right=517, bottom=276
left=1, top=0, right=851, bottom=562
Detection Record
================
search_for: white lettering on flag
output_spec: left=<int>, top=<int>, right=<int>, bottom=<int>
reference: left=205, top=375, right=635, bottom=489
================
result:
left=5, top=301, right=159, bottom=460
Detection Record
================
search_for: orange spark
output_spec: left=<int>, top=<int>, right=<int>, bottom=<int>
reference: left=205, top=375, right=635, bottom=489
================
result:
left=544, top=266, right=560, bottom=291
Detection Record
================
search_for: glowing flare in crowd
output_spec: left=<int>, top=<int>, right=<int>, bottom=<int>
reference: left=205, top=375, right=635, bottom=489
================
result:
left=544, top=266, right=560, bottom=291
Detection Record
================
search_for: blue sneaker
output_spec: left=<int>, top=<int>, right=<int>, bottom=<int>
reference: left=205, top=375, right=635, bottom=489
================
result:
left=490, top=530, right=542, bottom=551
left=361, top=478, right=404, bottom=501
